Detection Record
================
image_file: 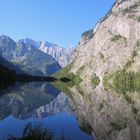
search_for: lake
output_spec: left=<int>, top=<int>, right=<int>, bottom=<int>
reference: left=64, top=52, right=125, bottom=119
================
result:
left=0, top=82, right=93, bottom=140
left=0, top=81, right=140, bottom=140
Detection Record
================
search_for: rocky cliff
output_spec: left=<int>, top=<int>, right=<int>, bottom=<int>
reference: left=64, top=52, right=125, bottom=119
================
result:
left=69, top=0, right=140, bottom=86
left=39, top=40, right=74, bottom=67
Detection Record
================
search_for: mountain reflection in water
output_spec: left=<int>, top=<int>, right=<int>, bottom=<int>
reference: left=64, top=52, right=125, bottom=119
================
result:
left=0, top=82, right=92, bottom=140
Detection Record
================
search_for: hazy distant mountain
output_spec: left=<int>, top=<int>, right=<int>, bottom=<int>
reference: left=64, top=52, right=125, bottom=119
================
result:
left=0, top=35, right=61, bottom=76
left=39, top=40, right=74, bottom=67
left=18, top=38, right=38, bottom=48
left=18, top=38, right=74, bottom=67
left=37, top=40, right=58, bottom=48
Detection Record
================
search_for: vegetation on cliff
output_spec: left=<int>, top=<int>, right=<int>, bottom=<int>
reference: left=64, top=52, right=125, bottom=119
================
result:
left=91, top=74, right=100, bottom=87
left=53, top=62, right=82, bottom=86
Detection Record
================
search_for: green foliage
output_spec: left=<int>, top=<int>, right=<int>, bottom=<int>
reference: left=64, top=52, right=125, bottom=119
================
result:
left=104, top=46, right=139, bottom=90
left=123, top=60, right=134, bottom=71
left=137, top=16, right=140, bottom=22
left=122, top=2, right=140, bottom=15
left=91, top=74, right=100, bottom=87
left=53, top=63, right=73, bottom=78
left=136, top=40, right=140, bottom=47
left=53, top=63, right=83, bottom=86
left=52, top=81, right=73, bottom=99
left=111, top=34, right=126, bottom=43
left=113, top=70, right=140, bottom=93
left=123, top=49, right=137, bottom=71
left=53, top=63, right=83, bottom=97
left=113, top=70, right=134, bottom=93
left=77, top=65, right=85, bottom=75
left=103, top=73, right=114, bottom=88
left=74, top=76, right=83, bottom=86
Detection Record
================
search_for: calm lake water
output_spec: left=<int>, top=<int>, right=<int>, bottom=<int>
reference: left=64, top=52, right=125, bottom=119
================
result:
left=0, top=82, right=93, bottom=140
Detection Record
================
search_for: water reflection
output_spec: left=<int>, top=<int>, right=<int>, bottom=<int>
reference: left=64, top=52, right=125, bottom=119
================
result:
left=0, top=82, right=92, bottom=140
left=67, top=86, right=140, bottom=140
left=0, top=82, right=60, bottom=120
left=1, top=80, right=140, bottom=140
left=22, top=92, right=72, bottom=119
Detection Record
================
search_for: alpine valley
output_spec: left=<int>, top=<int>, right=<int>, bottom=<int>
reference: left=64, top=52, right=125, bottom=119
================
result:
left=0, top=35, right=74, bottom=76
left=1, top=0, right=140, bottom=140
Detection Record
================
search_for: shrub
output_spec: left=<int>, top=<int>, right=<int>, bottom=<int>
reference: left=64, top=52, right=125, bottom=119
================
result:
left=122, top=2, right=140, bottom=15
left=136, top=40, right=140, bottom=47
left=99, top=52, right=104, bottom=59
left=132, top=50, right=138, bottom=57
left=113, top=70, right=140, bottom=93
left=137, top=16, right=140, bottom=22
left=53, top=62, right=83, bottom=86
left=53, top=63, right=73, bottom=79
left=91, top=74, right=100, bottom=87
left=111, top=34, right=126, bottom=43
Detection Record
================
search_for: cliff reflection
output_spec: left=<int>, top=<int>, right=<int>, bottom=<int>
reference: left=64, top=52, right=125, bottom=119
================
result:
left=66, top=86, right=140, bottom=140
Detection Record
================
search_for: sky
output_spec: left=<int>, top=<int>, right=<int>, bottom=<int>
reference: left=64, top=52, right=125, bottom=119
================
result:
left=0, top=0, right=115, bottom=47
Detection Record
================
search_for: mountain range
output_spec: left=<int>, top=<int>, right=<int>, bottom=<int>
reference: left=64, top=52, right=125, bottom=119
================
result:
left=2, top=0, right=140, bottom=86
left=38, top=40, right=74, bottom=67
left=18, top=38, right=74, bottom=67
left=1, top=0, right=140, bottom=140
left=0, top=35, right=74, bottom=76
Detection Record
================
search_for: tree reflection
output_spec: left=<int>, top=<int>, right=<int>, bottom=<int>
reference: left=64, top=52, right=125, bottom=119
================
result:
left=8, top=123, right=53, bottom=140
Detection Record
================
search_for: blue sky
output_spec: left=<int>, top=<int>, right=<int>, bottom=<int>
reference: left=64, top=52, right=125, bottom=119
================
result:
left=0, top=0, right=115, bottom=47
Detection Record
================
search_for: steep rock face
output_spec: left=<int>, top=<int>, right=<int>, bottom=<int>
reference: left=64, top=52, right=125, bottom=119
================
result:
left=0, top=36, right=61, bottom=76
left=70, top=0, right=140, bottom=85
left=39, top=40, right=74, bottom=67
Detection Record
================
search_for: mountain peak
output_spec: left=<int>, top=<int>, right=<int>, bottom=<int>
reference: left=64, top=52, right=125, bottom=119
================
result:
left=0, top=35, right=16, bottom=49
left=18, top=38, right=38, bottom=48
left=39, top=40, right=58, bottom=48
left=0, top=35, right=16, bottom=43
